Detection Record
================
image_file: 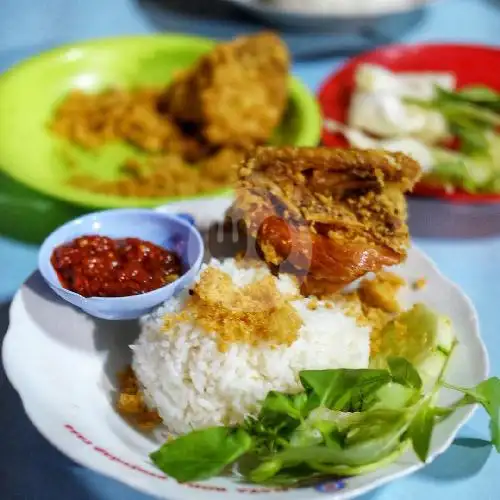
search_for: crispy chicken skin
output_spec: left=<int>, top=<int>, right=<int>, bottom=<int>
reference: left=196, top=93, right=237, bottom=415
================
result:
left=227, top=147, right=422, bottom=295
left=159, top=32, right=290, bottom=148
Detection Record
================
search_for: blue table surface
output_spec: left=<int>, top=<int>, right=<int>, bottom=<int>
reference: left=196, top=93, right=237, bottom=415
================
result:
left=2, top=0, right=500, bottom=498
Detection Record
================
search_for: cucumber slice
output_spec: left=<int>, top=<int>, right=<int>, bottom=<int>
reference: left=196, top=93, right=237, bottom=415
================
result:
left=418, top=350, right=448, bottom=388
left=374, top=383, right=416, bottom=410
left=370, top=304, right=455, bottom=384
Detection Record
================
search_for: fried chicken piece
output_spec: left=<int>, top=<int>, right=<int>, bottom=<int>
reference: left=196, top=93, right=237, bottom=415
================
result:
left=227, top=147, right=421, bottom=295
left=159, top=32, right=290, bottom=148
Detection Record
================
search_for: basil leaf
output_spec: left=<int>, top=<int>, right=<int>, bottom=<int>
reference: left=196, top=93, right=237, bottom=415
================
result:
left=276, top=432, right=401, bottom=468
left=306, top=407, right=363, bottom=434
left=249, top=458, right=283, bottom=483
left=447, top=377, right=500, bottom=451
left=388, top=357, right=423, bottom=390
left=276, top=409, right=408, bottom=468
left=344, top=409, right=407, bottom=447
left=292, top=392, right=308, bottom=413
left=307, top=440, right=410, bottom=477
left=409, top=402, right=436, bottom=462
left=247, top=466, right=327, bottom=487
left=150, top=427, right=252, bottom=482
left=261, top=391, right=302, bottom=420
left=300, top=369, right=391, bottom=411
left=289, top=425, right=324, bottom=448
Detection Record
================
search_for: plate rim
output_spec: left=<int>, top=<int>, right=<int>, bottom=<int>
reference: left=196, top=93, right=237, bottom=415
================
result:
left=1, top=197, right=490, bottom=498
left=224, top=0, right=437, bottom=20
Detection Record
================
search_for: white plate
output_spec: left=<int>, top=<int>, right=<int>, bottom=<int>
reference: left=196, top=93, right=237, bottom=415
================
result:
left=223, top=0, right=437, bottom=28
left=2, top=196, right=489, bottom=500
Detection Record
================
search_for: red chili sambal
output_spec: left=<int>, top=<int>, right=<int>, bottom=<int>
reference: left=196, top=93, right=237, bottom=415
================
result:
left=51, top=235, right=183, bottom=297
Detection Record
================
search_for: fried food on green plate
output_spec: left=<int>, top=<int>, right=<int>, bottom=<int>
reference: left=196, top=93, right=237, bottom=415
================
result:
left=160, top=32, right=290, bottom=148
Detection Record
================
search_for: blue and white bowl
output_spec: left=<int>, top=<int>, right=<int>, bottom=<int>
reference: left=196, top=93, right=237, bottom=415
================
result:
left=38, top=208, right=204, bottom=320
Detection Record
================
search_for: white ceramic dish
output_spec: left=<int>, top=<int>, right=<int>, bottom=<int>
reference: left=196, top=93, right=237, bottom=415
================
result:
left=223, top=0, right=436, bottom=28
left=2, top=195, right=488, bottom=500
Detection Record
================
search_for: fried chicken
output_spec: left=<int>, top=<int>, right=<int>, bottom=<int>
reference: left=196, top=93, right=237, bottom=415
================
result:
left=227, top=147, right=421, bottom=296
left=159, top=32, right=290, bottom=148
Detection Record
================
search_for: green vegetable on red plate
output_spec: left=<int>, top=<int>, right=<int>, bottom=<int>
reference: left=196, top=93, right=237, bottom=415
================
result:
left=150, top=310, right=500, bottom=486
left=410, top=85, right=500, bottom=193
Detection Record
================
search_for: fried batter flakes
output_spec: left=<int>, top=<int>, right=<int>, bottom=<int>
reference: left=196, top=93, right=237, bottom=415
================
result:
left=412, top=277, right=427, bottom=290
left=358, top=271, right=406, bottom=314
left=337, top=271, right=407, bottom=357
left=68, top=148, right=244, bottom=199
left=163, top=267, right=302, bottom=351
left=116, top=366, right=162, bottom=431
left=51, top=88, right=179, bottom=152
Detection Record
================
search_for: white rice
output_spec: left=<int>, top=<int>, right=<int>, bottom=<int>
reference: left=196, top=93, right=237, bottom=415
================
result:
left=132, top=258, right=371, bottom=435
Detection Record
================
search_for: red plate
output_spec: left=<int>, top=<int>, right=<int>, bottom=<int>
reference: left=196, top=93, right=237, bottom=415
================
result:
left=318, top=43, right=500, bottom=204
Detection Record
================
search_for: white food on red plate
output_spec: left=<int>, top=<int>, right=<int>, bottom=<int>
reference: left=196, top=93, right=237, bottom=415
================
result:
left=348, top=63, right=456, bottom=143
left=324, top=118, right=435, bottom=171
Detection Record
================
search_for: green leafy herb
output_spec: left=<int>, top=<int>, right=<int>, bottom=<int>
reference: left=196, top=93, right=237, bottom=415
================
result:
left=300, top=369, right=391, bottom=411
left=444, top=377, right=500, bottom=451
left=451, top=85, right=500, bottom=110
left=150, top=427, right=252, bottom=482
left=429, top=87, right=500, bottom=128
left=406, top=84, right=500, bottom=193
left=261, top=391, right=303, bottom=420
left=150, top=346, right=500, bottom=487
left=388, top=357, right=423, bottom=390
left=249, top=459, right=284, bottom=483
left=409, top=402, right=436, bottom=461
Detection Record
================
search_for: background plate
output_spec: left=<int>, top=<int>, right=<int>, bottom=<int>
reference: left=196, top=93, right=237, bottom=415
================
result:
left=222, top=0, right=436, bottom=28
left=0, top=35, right=321, bottom=210
left=318, top=43, right=500, bottom=204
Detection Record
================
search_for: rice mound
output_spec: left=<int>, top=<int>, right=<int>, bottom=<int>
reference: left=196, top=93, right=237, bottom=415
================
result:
left=132, top=258, right=371, bottom=435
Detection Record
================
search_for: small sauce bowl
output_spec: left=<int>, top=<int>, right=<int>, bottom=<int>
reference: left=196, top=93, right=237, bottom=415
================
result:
left=38, top=208, right=203, bottom=320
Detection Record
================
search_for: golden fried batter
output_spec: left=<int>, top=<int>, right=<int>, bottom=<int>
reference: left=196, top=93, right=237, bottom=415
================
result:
left=337, top=272, right=407, bottom=356
left=116, top=366, right=162, bottom=430
left=163, top=267, right=302, bottom=352
left=412, top=277, right=427, bottom=290
left=51, top=88, right=186, bottom=153
left=228, top=147, right=421, bottom=295
left=160, top=32, right=290, bottom=148
left=358, top=271, right=405, bottom=313
left=69, top=147, right=244, bottom=198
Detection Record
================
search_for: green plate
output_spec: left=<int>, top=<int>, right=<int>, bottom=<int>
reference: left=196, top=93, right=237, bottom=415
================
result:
left=0, top=35, right=321, bottom=209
